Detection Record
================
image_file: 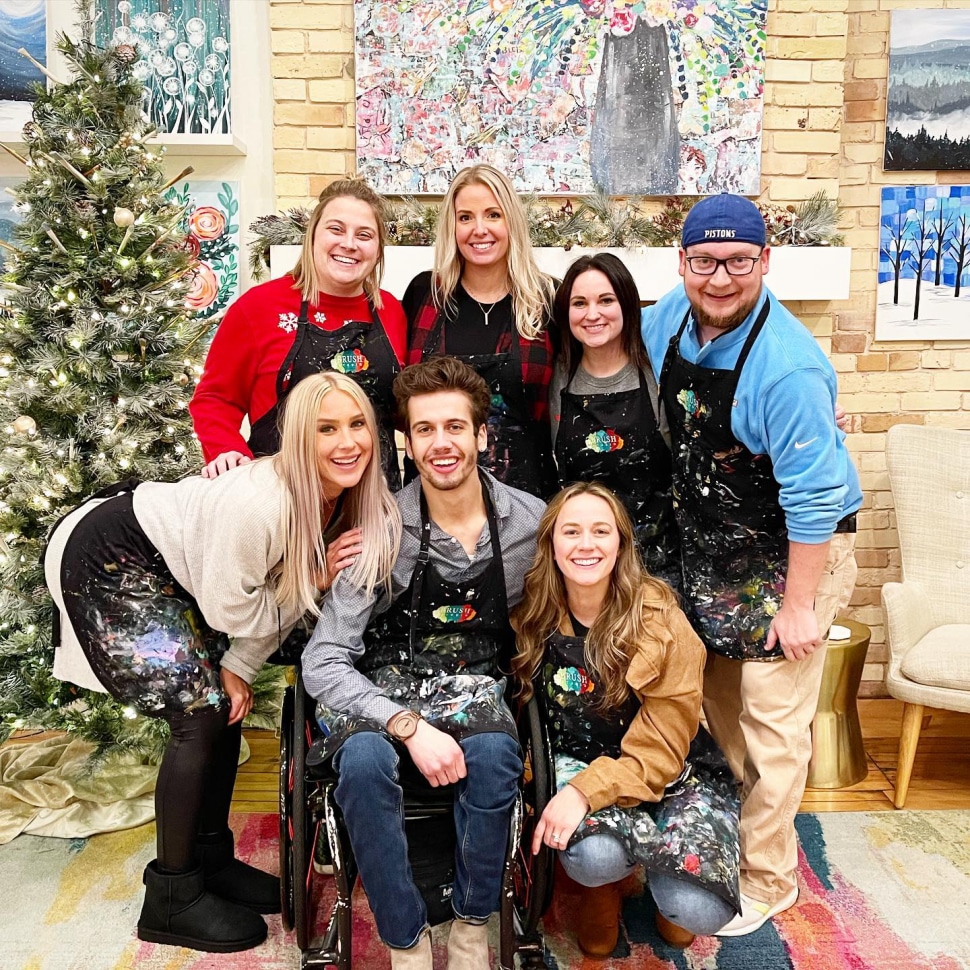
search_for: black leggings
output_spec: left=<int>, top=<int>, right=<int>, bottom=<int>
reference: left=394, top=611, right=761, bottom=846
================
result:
left=158, top=708, right=241, bottom=871
left=57, top=492, right=238, bottom=872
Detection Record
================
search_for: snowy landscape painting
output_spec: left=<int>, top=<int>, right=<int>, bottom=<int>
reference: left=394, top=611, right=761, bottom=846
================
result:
left=885, top=9, right=970, bottom=171
left=877, top=185, right=970, bottom=341
left=0, top=0, right=46, bottom=132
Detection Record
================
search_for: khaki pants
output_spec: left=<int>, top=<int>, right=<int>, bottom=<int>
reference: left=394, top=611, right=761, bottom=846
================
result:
left=702, top=533, right=858, bottom=904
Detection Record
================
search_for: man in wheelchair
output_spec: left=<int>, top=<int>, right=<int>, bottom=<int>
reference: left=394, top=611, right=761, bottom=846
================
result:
left=302, top=357, right=546, bottom=970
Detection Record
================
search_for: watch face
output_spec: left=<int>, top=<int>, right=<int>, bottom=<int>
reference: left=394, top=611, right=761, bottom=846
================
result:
left=391, top=712, right=419, bottom=739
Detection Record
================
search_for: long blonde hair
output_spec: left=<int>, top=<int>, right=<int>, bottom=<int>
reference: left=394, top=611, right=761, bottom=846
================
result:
left=291, top=179, right=389, bottom=309
left=433, top=164, right=555, bottom=340
left=272, top=372, right=401, bottom=615
left=511, top=482, right=677, bottom=711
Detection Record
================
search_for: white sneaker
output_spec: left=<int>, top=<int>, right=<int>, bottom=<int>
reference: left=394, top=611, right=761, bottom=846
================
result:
left=715, top=887, right=799, bottom=937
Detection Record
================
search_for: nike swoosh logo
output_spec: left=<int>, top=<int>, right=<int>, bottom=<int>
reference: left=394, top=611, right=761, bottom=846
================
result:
left=794, top=437, right=818, bottom=450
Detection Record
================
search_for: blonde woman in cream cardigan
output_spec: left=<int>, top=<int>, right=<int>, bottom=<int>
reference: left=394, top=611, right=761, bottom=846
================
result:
left=44, top=372, right=400, bottom=955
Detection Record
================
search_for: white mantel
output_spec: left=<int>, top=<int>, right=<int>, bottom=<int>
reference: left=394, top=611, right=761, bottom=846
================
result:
left=269, top=245, right=852, bottom=302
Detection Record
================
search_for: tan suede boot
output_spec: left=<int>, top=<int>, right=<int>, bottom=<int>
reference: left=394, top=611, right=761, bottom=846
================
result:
left=576, top=881, right=622, bottom=957
left=655, top=912, right=696, bottom=949
left=447, top=918, right=491, bottom=970
left=389, top=930, right=433, bottom=970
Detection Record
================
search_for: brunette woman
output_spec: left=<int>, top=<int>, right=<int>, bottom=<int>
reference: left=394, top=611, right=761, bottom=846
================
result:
left=550, top=253, right=679, bottom=588
left=403, top=164, right=557, bottom=497
left=191, top=179, right=406, bottom=488
left=512, top=482, right=740, bottom=955
left=45, top=373, right=401, bottom=953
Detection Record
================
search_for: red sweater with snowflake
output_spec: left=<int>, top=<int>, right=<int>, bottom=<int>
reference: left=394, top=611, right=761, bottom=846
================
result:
left=190, top=274, right=407, bottom=462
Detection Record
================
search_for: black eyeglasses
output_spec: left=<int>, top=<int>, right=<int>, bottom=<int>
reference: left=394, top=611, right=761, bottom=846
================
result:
left=684, top=255, right=761, bottom=277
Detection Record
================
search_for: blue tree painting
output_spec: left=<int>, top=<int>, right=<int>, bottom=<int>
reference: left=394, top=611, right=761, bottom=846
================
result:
left=877, top=184, right=970, bottom=341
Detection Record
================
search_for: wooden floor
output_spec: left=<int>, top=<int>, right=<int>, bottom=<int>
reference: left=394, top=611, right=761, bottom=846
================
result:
left=233, top=699, right=970, bottom=814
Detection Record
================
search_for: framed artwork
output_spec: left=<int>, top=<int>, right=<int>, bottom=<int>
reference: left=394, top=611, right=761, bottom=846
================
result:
left=0, top=0, right=46, bottom=131
left=885, top=9, right=970, bottom=171
left=877, top=184, right=970, bottom=341
left=165, top=180, right=239, bottom=321
left=0, top=175, right=23, bottom=268
left=95, top=0, right=231, bottom=135
left=354, top=0, right=766, bottom=195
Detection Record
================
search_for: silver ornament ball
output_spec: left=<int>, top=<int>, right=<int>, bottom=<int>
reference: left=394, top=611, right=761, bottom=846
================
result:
left=113, top=207, right=136, bottom=228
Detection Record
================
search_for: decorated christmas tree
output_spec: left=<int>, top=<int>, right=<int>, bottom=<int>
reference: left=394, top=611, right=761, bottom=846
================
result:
left=0, top=3, right=207, bottom=756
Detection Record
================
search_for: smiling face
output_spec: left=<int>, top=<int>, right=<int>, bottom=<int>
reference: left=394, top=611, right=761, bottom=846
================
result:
left=453, top=183, right=510, bottom=270
left=311, top=196, right=381, bottom=297
left=315, top=389, right=374, bottom=500
left=552, top=493, right=620, bottom=597
left=568, top=269, right=625, bottom=353
left=404, top=390, right=487, bottom=493
left=678, top=241, right=769, bottom=334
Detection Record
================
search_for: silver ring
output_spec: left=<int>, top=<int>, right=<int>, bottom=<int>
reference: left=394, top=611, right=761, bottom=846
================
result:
left=552, top=833, right=561, bottom=843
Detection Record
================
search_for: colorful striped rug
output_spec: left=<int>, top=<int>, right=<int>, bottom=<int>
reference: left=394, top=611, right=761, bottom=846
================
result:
left=2, top=811, right=968, bottom=969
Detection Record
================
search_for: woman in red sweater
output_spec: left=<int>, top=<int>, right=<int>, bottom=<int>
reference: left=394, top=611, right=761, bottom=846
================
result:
left=190, top=178, right=407, bottom=487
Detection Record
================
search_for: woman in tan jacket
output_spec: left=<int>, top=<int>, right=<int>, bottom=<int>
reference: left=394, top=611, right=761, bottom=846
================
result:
left=512, top=482, right=740, bottom=956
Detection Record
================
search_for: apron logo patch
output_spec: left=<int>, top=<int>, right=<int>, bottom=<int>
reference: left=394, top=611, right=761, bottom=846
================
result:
left=585, top=429, right=624, bottom=453
left=330, top=348, right=370, bottom=374
left=432, top=604, right=476, bottom=623
left=553, top=665, right=594, bottom=695
left=278, top=311, right=299, bottom=333
left=677, top=388, right=709, bottom=419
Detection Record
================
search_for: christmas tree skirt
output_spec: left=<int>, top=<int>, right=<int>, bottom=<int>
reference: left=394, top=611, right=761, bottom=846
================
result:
left=2, top=812, right=969, bottom=969
left=0, top=733, right=156, bottom=845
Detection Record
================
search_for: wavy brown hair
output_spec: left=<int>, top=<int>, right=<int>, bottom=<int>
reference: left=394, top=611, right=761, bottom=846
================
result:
left=511, top=482, right=677, bottom=711
left=291, top=178, right=389, bottom=309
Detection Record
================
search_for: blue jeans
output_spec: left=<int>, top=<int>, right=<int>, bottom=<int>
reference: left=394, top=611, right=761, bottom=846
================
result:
left=333, top=730, right=521, bottom=949
left=560, top=833, right=735, bottom=936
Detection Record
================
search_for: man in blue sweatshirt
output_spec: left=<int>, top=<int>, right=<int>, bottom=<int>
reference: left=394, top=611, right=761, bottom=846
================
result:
left=641, top=193, right=861, bottom=936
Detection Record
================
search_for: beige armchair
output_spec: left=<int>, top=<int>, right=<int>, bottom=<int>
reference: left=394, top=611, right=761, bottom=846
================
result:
left=883, top=425, right=970, bottom=808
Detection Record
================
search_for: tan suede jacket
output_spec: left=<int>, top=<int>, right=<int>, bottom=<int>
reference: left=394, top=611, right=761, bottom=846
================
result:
left=567, top=589, right=706, bottom=813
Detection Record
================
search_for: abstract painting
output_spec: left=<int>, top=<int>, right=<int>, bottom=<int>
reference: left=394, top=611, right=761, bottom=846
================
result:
left=355, top=0, right=766, bottom=195
left=95, top=0, right=231, bottom=136
left=0, top=0, right=46, bottom=132
left=885, top=9, right=970, bottom=171
left=877, top=185, right=970, bottom=341
left=164, top=180, right=240, bottom=321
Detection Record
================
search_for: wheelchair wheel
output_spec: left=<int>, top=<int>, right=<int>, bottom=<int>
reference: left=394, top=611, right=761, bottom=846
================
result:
left=278, top=684, right=296, bottom=930
left=291, top=673, right=315, bottom=951
left=514, top=696, right=555, bottom=934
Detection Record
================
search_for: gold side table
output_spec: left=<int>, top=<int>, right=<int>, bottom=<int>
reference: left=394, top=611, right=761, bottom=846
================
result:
left=807, top=618, right=872, bottom=789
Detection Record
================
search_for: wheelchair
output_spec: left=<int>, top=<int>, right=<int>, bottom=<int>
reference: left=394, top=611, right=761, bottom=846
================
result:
left=278, top=662, right=556, bottom=969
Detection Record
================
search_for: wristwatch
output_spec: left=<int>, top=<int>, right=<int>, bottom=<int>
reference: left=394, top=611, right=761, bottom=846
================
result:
left=387, top=710, right=422, bottom=741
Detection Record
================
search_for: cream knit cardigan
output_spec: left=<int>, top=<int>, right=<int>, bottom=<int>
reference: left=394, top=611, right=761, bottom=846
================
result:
left=48, top=460, right=306, bottom=690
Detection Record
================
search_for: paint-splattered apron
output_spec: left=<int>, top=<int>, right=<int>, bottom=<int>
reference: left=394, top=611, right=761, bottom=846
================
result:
left=555, top=368, right=681, bottom=589
left=542, top=631, right=741, bottom=912
left=51, top=486, right=228, bottom=717
left=426, top=313, right=555, bottom=497
left=310, top=474, right=518, bottom=764
left=248, top=298, right=401, bottom=490
left=659, top=301, right=789, bottom=661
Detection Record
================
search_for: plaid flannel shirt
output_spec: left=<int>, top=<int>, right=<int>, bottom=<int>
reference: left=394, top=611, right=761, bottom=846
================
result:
left=406, top=278, right=554, bottom=424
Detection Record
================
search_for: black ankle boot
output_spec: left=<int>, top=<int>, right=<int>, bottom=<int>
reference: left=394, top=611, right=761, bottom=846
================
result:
left=197, top=829, right=281, bottom=914
left=137, top=860, right=267, bottom=952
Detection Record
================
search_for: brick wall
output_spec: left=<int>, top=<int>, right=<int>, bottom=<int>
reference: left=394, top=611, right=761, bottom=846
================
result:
left=268, top=0, right=970, bottom=695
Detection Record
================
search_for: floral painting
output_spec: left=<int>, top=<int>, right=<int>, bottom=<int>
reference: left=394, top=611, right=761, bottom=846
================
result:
left=165, top=180, right=239, bottom=321
left=0, top=175, right=23, bottom=269
left=0, top=0, right=46, bottom=132
left=95, top=0, right=231, bottom=135
left=355, top=0, right=766, bottom=195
